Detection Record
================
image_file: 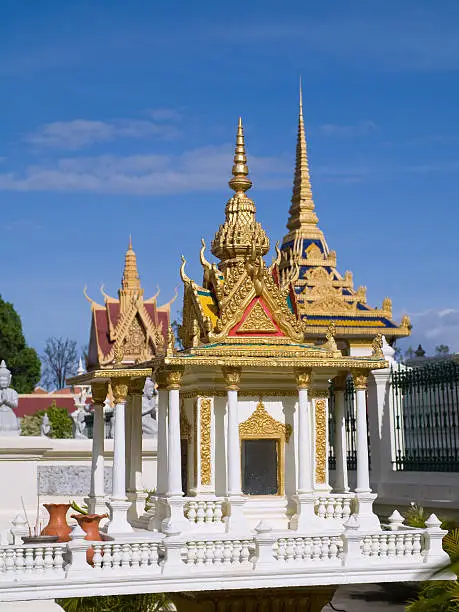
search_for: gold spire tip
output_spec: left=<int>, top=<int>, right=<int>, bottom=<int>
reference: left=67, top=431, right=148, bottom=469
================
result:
left=128, top=234, right=133, bottom=250
left=299, top=76, right=303, bottom=111
left=229, top=117, right=252, bottom=194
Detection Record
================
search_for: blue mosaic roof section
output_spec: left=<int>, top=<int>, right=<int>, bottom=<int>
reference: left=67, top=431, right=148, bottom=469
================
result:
left=304, top=314, right=398, bottom=328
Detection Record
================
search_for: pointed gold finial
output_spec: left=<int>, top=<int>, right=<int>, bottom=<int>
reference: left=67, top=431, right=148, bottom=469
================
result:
left=286, top=80, right=318, bottom=231
left=119, top=236, right=143, bottom=309
left=228, top=117, right=252, bottom=195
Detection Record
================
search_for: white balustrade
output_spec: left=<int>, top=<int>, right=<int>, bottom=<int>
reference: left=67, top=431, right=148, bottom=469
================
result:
left=274, top=536, right=343, bottom=563
left=183, top=538, right=254, bottom=568
left=185, top=500, right=225, bottom=524
left=0, top=544, right=65, bottom=580
left=360, top=531, right=424, bottom=561
left=315, top=495, right=353, bottom=520
left=91, top=541, right=162, bottom=571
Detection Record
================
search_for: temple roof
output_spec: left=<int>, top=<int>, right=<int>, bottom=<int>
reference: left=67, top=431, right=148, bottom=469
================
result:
left=173, top=118, right=387, bottom=372
left=279, top=86, right=411, bottom=343
left=85, top=239, right=175, bottom=369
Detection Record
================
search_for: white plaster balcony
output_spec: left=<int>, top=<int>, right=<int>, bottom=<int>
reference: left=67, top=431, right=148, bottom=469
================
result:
left=0, top=514, right=450, bottom=603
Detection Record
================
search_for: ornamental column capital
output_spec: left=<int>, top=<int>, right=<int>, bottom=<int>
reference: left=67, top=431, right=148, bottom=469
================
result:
left=156, top=367, right=184, bottom=390
left=351, top=369, right=370, bottom=390
left=91, top=382, right=108, bottom=406
left=222, top=366, right=242, bottom=391
left=294, top=367, right=312, bottom=389
left=111, top=378, right=129, bottom=404
left=129, top=377, right=146, bottom=396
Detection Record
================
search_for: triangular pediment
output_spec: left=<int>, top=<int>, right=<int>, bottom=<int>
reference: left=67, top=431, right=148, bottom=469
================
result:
left=230, top=298, right=284, bottom=337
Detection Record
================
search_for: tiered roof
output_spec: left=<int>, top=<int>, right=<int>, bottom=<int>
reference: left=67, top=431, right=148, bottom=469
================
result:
left=85, top=238, right=175, bottom=369
left=279, top=86, right=411, bottom=344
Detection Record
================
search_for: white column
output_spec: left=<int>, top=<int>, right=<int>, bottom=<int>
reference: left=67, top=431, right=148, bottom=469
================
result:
left=127, top=380, right=146, bottom=521
left=166, top=370, right=183, bottom=497
left=334, top=379, right=349, bottom=493
left=156, top=388, right=168, bottom=495
left=297, top=387, right=313, bottom=494
left=227, top=388, right=242, bottom=496
left=86, top=383, right=107, bottom=515
left=107, top=379, right=133, bottom=534
left=355, top=381, right=371, bottom=493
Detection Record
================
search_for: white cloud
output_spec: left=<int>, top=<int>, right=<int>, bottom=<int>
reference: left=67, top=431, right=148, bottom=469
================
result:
left=399, top=308, right=459, bottom=354
left=24, top=110, right=181, bottom=150
left=320, top=121, right=377, bottom=137
left=0, top=145, right=291, bottom=195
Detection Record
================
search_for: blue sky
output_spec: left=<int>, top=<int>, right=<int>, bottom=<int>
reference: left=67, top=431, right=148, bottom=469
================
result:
left=1, top=0, right=459, bottom=357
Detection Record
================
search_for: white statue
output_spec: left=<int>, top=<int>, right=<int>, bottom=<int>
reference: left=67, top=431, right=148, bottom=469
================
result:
left=40, top=413, right=51, bottom=437
left=0, top=360, right=20, bottom=436
left=142, top=377, right=158, bottom=438
left=71, top=409, right=87, bottom=439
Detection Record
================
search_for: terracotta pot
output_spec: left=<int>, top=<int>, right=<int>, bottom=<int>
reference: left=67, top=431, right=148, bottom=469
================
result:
left=71, top=513, right=108, bottom=565
left=41, top=503, right=72, bottom=542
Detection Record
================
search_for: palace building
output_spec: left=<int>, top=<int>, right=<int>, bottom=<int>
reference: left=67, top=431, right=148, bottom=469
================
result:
left=279, top=86, right=411, bottom=355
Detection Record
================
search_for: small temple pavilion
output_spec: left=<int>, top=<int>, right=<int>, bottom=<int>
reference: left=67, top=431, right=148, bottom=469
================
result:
left=279, top=87, right=411, bottom=355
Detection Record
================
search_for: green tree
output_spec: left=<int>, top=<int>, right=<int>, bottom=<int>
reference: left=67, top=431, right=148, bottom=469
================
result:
left=20, top=401, right=73, bottom=438
left=0, top=294, right=40, bottom=393
left=436, top=344, right=450, bottom=355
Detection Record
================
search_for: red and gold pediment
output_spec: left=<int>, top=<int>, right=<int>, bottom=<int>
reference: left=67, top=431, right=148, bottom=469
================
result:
left=229, top=298, right=284, bottom=337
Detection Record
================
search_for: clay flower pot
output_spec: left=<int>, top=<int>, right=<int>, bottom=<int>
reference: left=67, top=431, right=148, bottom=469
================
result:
left=41, top=503, right=72, bottom=542
left=71, top=513, right=108, bottom=565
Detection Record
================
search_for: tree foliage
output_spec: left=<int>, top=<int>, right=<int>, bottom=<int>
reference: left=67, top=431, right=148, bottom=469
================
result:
left=42, top=337, right=78, bottom=390
left=20, top=402, right=73, bottom=438
left=436, top=344, right=450, bottom=355
left=56, top=593, right=173, bottom=612
left=0, top=294, right=41, bottom=393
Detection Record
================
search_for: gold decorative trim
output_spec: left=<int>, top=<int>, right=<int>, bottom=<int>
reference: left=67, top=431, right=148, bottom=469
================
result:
left=112, top=380, right=129, bottom=404
left=309, top=388, right=330, bottom=399
left=351, top=369, right=369, bottom=390
left=180, top=389, right=299, bottom=399
left=222, top=366, right=242, bottom=390
left=294, top=368, right=312, bottom=389
left=314, top=398, right=327, bottom=485
left=200, top=398, right=212, bottom=486
left=239, top=400, right=291, bottom=496
left=237, top=302, right=278, bottom=333
left=91, top=382, right=108, bottom=405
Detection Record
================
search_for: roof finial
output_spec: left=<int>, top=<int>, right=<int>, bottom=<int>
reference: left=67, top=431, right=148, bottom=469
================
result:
left=119, top=235, right=143, bottom=309
left=286, top=80, right=318, bottom=232
left=228, top=117, right=252, bottom=195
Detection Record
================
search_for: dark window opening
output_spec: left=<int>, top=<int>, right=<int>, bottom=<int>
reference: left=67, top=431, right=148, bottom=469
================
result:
left=242, top=439, right=278, bottom=495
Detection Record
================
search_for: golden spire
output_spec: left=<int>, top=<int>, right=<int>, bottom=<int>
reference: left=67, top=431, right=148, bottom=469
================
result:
left=119, top=236, right=144, bottom=310
left=211, top=118, right=269, bottom=270
left=286, top=80, right=318, bottom=232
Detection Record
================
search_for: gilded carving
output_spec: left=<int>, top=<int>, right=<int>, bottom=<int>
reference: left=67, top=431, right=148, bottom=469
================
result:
left=372, top=333, right=384, bottom=359
left=222, top=366, right=242, bottom=390
left=91, top=382, right=108, bottom=406
left=314, top=398, right=327, bottom=485
left=308, top=388, right=330, bottom=399
left=129, top=377, right=146, bottom=396
left=351, top=369, right=369, bottom=390
left=239, top=400, right=292, bottom=443
left=333, top=375, right=348, bottom=392
left=165, top=368, right=184, bottom=390
left=237, top=302, right=277, bottom=333
left=112, top=379, right=129, bottom=404
left=200, top=398, right=212, bottom=486
left=295, top=368, right=312, bottom=389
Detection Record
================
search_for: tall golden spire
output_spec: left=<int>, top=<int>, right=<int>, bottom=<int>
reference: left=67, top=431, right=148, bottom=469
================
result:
left=286, top=81, right=318, bottom=232
left=211, top=118, right=269, bottom=270
left=119, top=236, right=144, bottom=310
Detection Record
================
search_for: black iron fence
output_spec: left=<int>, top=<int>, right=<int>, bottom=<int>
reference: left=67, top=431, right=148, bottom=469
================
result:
left=84, top=411, right=113, bottom=439
left=391, top=360, right=459, bottom=472
left=329, top=377, right=358, bottom=471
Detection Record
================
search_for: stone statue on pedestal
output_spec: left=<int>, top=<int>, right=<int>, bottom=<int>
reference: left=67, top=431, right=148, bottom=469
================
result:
left=0, top=360, right=20, bottom=436
left=71, top=409, right=88, bottom=439
left=142, top=377, right=158, bottom=438
left=40, top=413, right=51, bottom=437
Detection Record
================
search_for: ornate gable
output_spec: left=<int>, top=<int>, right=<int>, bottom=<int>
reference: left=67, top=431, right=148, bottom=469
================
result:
left=85, top=239, right=175, bottom=369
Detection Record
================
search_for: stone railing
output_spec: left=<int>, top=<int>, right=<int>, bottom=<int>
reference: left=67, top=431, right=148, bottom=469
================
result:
left=0, top=544, right=66, bottom=579
left=274, top=536, right=343, bottom=563
left=91, top=541, right=163, bottom=571
left=314, top=494, right=354, bottom=520
left=184, top=499, right=226, bottom=525
left=360, top=531, right=424, bottom=561
left=183, top=538, right=254, bottom=568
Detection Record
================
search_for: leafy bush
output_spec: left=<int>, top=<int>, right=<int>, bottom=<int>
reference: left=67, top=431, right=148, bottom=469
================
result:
left=56, top=593, right=173, bottom=611
left=20, top=401, right=73, bottom=438
left=405, top=502, right=429, bottom=528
